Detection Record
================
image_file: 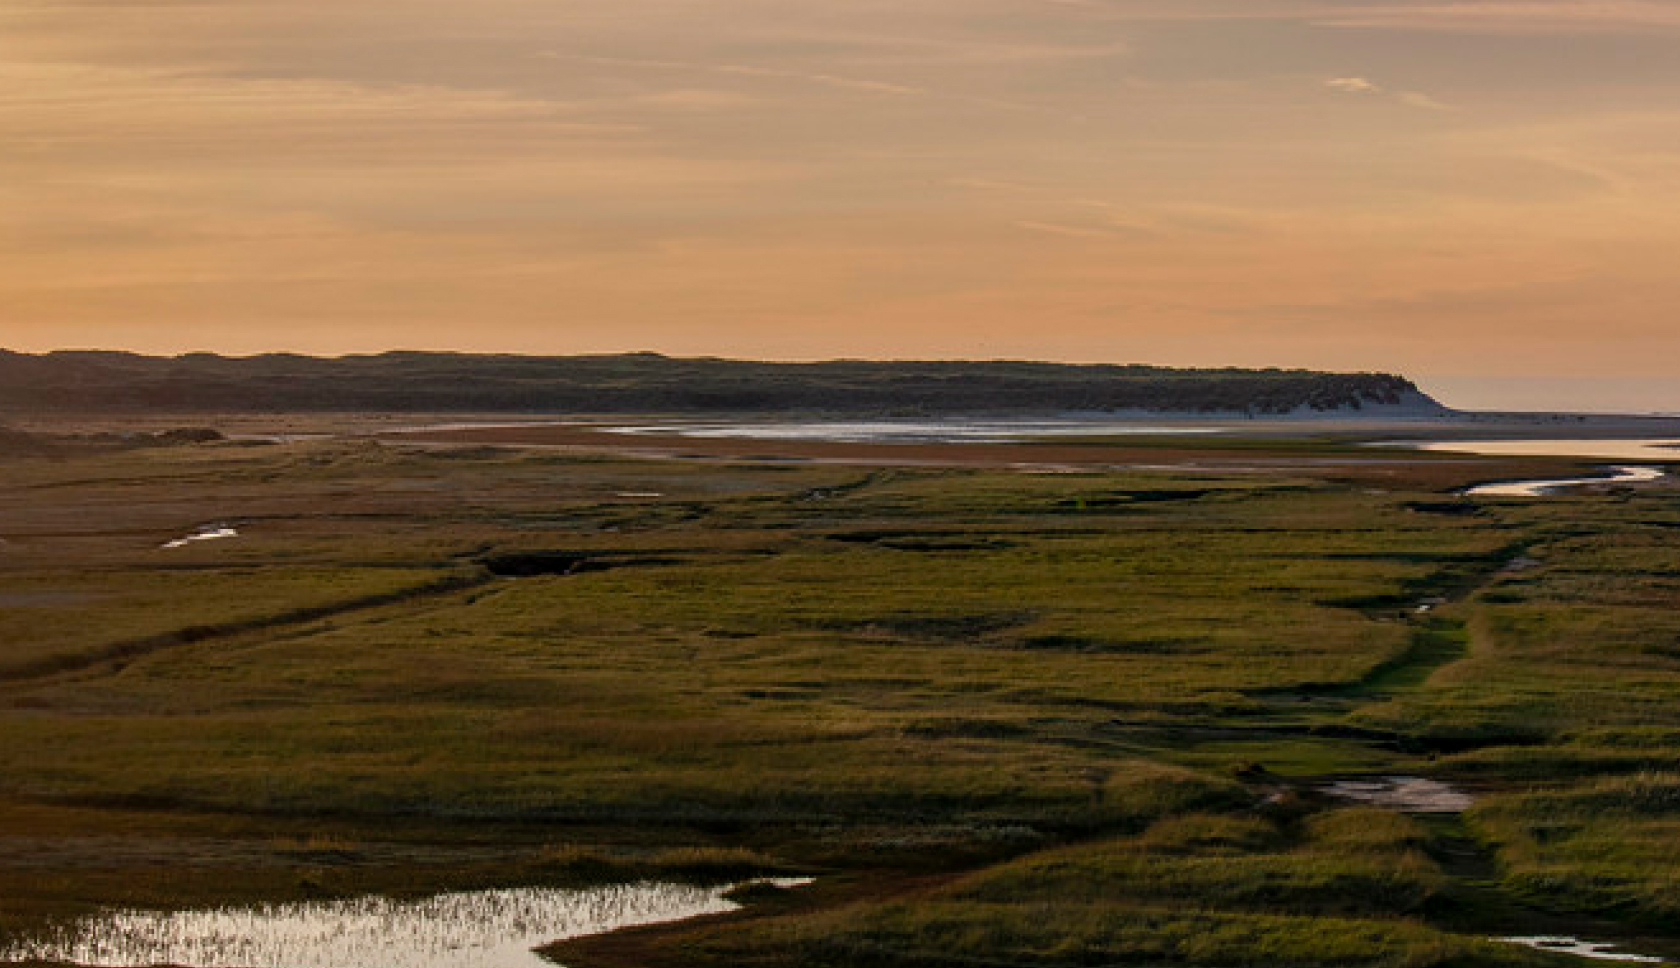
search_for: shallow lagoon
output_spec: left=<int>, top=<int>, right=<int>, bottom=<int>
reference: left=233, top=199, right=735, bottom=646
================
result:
left=0, top=882, right=756, bottom=968
left=1418, top=439, right=1680, bottom=461
left=1406, top=439, right=1673, bottom=497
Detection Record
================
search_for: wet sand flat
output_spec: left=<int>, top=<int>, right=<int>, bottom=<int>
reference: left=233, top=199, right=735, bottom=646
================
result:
left=379, top=422, right=1584, bottom=490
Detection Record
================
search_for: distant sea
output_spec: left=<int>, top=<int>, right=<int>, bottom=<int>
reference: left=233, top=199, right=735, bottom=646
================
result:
left=602, top=420, right=1228, bottom=445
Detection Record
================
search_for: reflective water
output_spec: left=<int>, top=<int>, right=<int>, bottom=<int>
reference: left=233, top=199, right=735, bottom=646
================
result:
left=227, top=433, right=335, bottom=445
left=161, top=525, right=239, bottom=549
left=0, top=882, right=746, bottom=968
left=1419, top=439, right=1680, bottom=460
left=1466, top=466, right=1665, bottom=498
left=1497, top=936, right=1665, bottom=963
left=1322, top=776, right=1474, bottom=813
left=604, top=420, right=1226, bottom=444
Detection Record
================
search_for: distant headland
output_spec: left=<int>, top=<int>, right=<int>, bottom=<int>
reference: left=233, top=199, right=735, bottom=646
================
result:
left=0, top=350, right=1441, bottom=417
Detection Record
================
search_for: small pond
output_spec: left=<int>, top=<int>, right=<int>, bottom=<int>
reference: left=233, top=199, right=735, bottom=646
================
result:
left=1498, top=935, right=1665, bottom=963
left=161, top=525, right=240, bottom=549
left=1321, top=776, right=1474, bottom=813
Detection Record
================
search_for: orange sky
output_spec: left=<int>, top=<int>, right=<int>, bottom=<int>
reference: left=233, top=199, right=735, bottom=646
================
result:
left=3, top=1, right=1679, bottom=410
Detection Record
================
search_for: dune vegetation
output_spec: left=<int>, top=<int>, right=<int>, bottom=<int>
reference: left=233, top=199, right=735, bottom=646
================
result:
left=0, top=351, right=1430, bottom=415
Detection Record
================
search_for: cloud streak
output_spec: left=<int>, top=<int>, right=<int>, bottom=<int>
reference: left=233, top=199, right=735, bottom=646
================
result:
left=1309, top=1, right=1680, bottom=33
left=1325, top=76, right=1453, bottom=111
left=1326, top=77, right=1380, bottom=94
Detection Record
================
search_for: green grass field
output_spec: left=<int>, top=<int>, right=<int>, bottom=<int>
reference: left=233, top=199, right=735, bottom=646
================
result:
left=1, top=433, right=1677, bottom=966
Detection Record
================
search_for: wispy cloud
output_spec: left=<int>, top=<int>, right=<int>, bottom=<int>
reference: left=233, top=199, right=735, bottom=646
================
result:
left=1016, top=0, right=1680, bottom=33
left=1325, top=76, right=1453, bottom=111
left=1014, top=220, right=1132, bottom=241
left=1326, top=77, right=1381, bottom=95
left=1311, top=1, right=1680, bottom=34
left=544, top=50, right=1079, bottom=120
left=713, top=64, right=924, bottom=96
left=766, top=30, right=1132, bottom=67
left=540, top=52, right=926, bottom=98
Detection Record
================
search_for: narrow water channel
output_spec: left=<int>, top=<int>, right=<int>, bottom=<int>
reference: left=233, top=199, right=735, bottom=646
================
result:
left=1466, top=466, right=1665, bottom=498
left=1404, top=438, right=1674, bottom=497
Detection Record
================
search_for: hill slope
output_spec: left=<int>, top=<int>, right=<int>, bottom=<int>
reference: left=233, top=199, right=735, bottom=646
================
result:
left=0, top=350, right=1441, bottom=416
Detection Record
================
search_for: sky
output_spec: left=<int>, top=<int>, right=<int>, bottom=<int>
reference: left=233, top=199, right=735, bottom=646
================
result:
left=2, top=0, right=1679, bottom=411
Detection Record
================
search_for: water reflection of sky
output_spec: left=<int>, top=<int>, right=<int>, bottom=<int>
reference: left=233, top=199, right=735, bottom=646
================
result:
left=1, top=883, right=740, bottom=968
left=605, top=420, right=1227, bottom=444
left=161, top=525, right=239, bottom=549
left=1497, top=936, right=1665, bottom=963
left=1466, top=466, right=1666, bottom=498
left=1419, top=439, right=1680, bottom=461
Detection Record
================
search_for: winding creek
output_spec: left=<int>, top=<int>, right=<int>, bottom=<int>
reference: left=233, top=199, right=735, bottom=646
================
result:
left=0, top=881, right=798, bottom=968
left=1319, top=779, right=1669, bottom=961
left=1466, top=465, right=1666, bottom=498
left=1412, top=438, right=1676, bottom=498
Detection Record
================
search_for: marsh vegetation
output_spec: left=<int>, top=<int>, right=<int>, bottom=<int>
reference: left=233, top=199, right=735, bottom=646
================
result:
left=0, top=427, right=1677, bottom=966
